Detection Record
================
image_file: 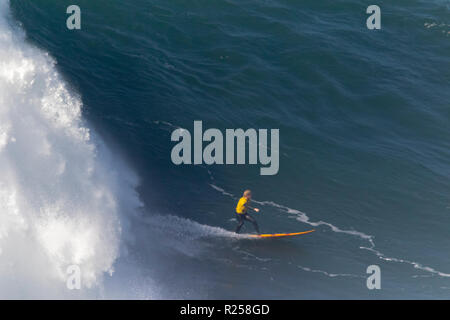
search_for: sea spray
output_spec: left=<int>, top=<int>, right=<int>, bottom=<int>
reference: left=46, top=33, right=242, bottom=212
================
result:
left=0, top=0, right=142, bottom=298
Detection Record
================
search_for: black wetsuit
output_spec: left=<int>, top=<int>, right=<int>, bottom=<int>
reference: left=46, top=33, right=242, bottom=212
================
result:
left=235, top=213, right=260, bottom=234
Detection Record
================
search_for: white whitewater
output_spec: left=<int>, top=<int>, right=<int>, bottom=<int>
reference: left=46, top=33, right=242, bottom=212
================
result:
left=210, top=183, right=450, bottom=278
left=0, top=0, right=143, bottom=298
left=0, top=2, right=243, bottom=298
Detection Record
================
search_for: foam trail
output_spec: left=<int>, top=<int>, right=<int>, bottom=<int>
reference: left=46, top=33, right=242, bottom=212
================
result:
left=0, top=0, right=143, bottom=298
left=210, top=183, right=450, bottom=278
left=210, top=183, right=372, bottom=243
left=141, top=214, right=252, bottom=241
left=361, top=246, right=450, bottom=278
left=256, top=199, right=374, bottom=244
left=297, top=265, right=364, bottom=278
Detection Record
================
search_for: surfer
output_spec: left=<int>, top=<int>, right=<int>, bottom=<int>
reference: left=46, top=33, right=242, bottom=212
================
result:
left=235, top=190, right=260, bottom=234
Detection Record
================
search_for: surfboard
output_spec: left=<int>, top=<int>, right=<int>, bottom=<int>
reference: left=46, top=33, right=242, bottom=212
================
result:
left=249, top=229, right=315, bottom=238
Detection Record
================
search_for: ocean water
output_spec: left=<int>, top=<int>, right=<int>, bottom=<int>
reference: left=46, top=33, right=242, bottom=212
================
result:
left=1, top=0, right=449, bottom=298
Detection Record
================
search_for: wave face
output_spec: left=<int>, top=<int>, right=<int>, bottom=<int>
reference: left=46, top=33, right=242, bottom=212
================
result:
left=0, top=2, right=244, bottom=298
left=0, top=0, right=143, bottom=298
left=4, top=0, right=450, bottom=299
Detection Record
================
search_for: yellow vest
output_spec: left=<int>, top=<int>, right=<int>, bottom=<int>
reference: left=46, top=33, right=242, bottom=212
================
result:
left=236, top=197, right=248, bottom=214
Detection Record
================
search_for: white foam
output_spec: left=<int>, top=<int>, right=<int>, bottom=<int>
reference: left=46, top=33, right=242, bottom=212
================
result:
left=141, top=214, right=251, bottom=242
left=255, top=199, right=374, bottom=244
left=297, top=265, right=363, bottom=278
left=0, top=0, right=143, bottom=298
left=361, top=246, right=450, bottom=278
left=210, top=183, right=372, bottom=239
left=210, top=183, right=450, bottom=278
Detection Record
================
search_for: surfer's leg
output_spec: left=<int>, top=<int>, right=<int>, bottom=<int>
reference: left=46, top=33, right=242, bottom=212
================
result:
left=235, top=214, right=244, bottom=233
left=244, top=214, right=260, bottom=234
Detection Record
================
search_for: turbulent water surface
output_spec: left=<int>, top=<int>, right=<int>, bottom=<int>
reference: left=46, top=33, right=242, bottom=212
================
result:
left=1, top=0, right=449, bottom=298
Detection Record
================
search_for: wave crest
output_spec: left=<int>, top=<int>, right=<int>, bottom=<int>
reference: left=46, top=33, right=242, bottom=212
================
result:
left=0, top=0, right=142, bottom=298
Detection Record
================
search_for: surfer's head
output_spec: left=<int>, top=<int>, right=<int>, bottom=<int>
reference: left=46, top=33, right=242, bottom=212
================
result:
left=243, top=190, right=252, bottom=199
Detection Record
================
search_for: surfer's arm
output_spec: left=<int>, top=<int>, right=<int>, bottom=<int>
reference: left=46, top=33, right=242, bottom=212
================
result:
left=246, top=204, right=260, bottom=213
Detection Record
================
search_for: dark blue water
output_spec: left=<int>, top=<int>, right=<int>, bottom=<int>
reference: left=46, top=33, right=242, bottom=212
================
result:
left=3, top=0, right=450, bottom=298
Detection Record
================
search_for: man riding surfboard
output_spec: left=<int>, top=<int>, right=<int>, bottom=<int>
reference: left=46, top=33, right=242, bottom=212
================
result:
left=235, top=190, right=260, bottom=234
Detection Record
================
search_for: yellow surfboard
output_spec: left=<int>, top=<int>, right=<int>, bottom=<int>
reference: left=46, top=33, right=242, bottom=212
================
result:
left=249, top=229, right=315, bottom=238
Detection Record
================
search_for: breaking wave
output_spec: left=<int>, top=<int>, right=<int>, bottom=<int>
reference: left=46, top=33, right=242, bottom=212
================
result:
left=210, top=183, right=450, bottom=279
left=0, top=0, right=143, bottom=298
